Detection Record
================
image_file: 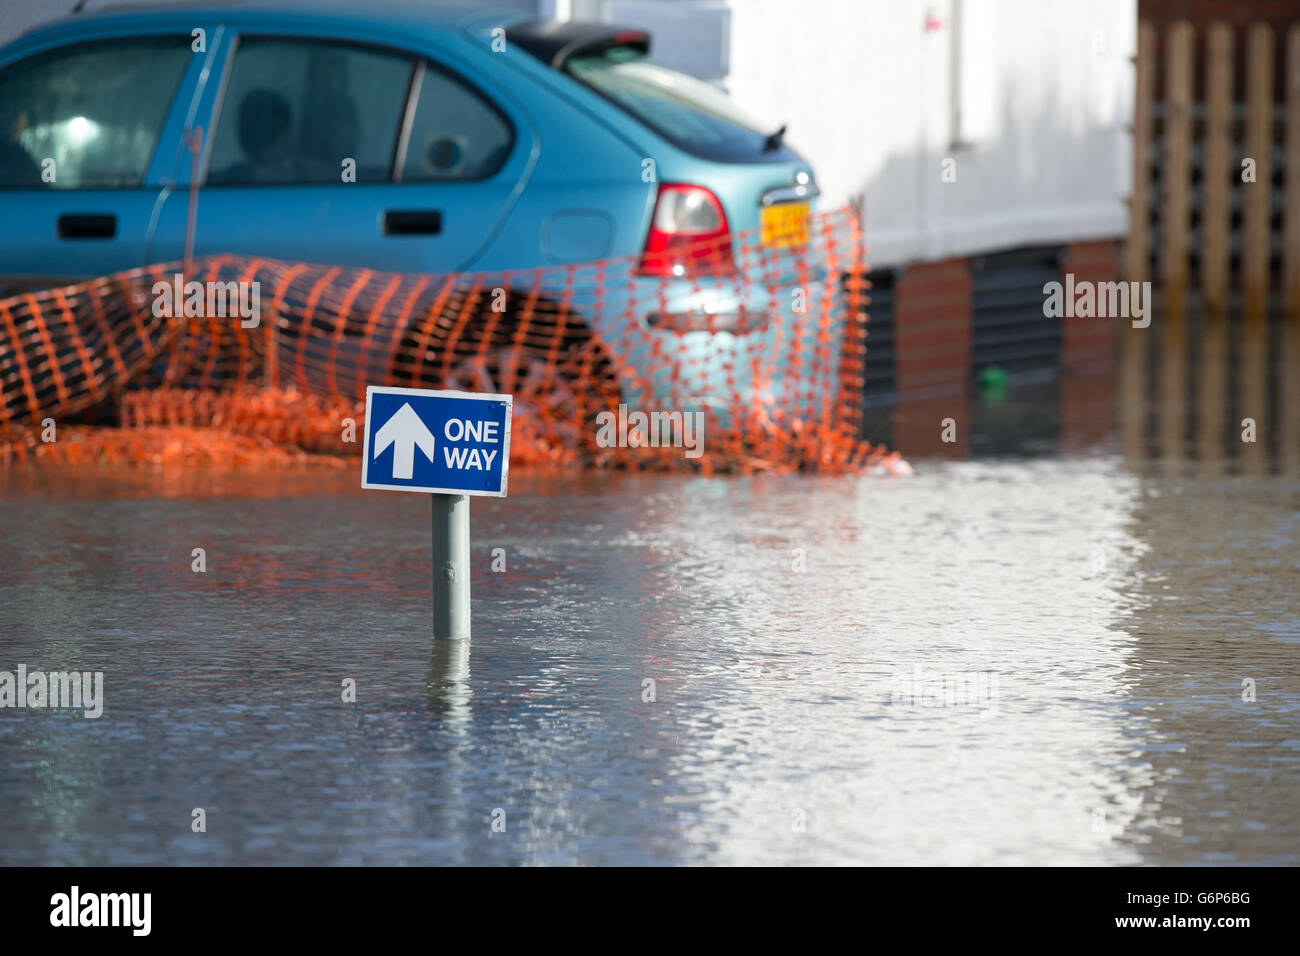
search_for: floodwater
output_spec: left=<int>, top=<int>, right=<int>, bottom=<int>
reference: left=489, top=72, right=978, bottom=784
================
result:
left=0, top=316, right=1297, bottom=865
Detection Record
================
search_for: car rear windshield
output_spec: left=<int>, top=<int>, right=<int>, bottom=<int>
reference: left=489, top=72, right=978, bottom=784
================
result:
left=564, top=47, right=791, bottom=164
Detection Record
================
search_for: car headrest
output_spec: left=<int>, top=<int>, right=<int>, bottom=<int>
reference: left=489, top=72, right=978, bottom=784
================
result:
left=238, top=89, right=292, bottom=165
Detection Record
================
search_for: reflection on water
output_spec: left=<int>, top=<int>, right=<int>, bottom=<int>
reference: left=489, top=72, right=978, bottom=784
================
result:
left=0, top=312, right=1297, bottom=865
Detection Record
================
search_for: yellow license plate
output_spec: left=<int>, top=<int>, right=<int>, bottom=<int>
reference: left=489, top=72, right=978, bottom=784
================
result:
left=761, top=201, right=810, bottom=248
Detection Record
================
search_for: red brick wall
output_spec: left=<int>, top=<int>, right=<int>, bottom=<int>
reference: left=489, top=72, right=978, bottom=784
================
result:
left=893, top=257, right=971, bottom=404
left=1061, top=370, right=1117, bottom=453
left=888, top=244, right=1118, bottom=459
left=893, top=394, right=970, bottom=460
left=1061, top=240, right=1122, bottom=376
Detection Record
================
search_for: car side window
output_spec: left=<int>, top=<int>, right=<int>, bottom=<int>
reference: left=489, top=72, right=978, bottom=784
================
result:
left=0, top=36, right=190, bottom=189
left=207, top=37, right=413, bottom=186
left=399, top=63, right=512, bottom=182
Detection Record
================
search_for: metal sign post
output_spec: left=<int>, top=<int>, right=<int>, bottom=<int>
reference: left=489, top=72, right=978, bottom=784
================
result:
left=361, top=386, right=513, bottom=639
left=431, top=493, right=471, bottom=640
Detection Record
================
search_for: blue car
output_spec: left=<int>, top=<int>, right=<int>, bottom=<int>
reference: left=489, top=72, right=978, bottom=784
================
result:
left=0, top=1, right=841, bottom=423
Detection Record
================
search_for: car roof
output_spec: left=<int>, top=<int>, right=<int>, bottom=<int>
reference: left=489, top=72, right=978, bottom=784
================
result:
left=9, top=1, right=526, bottom=51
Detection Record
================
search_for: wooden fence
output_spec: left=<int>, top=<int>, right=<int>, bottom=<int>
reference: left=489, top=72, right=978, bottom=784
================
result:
left=1129, top=20, right=1300, bottom=314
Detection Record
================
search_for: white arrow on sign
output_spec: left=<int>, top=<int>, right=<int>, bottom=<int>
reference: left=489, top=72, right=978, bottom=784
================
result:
left=373, top=402, right=436, bottom=480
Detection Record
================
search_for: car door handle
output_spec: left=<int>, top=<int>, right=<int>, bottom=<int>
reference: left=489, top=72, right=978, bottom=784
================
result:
left=383, top=210, right=442, bottom=236
left=57, top=214, right=117, bottom=239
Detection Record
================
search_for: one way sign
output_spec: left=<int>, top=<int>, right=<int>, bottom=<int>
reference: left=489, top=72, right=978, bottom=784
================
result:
left=362, top=385, right=512, bottom=497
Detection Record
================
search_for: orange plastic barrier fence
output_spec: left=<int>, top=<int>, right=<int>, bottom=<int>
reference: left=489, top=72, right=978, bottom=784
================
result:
left=0, top=205, right=906, bottom=474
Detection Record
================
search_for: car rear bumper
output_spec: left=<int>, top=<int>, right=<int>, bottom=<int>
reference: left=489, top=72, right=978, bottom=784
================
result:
left=587, top=259, right=850, bottom=426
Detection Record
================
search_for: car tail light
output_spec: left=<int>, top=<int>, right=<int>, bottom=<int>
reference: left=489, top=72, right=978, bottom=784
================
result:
left=639, top=184, right=735, bottom=278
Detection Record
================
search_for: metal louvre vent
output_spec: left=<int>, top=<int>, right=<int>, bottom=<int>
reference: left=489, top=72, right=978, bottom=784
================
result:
left=858, top=268, right=896, bottom=408
left=970, top=246, right=1063, bottom=388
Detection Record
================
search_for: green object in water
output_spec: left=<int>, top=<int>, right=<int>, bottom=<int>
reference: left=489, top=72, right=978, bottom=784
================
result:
left=978, top=365, right=1009, bottom=400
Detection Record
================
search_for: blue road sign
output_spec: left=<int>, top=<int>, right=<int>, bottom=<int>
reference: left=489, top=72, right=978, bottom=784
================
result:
left=361, top=386, right=512, bottom=497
